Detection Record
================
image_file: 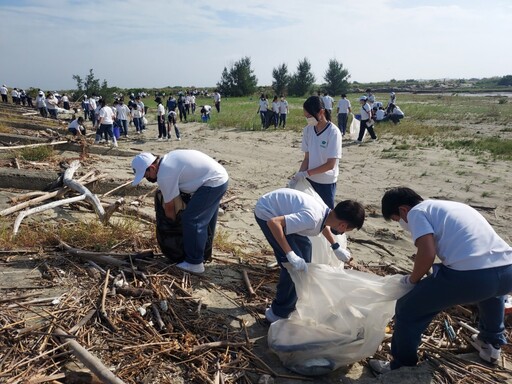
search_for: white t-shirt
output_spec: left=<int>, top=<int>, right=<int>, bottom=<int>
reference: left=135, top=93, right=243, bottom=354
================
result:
left=337, top=98, right=351, bottom=114
left=191, top=95, right=196, bottom=104
left=279, top=100, right=288, bottom=114
left=407, top=200, right=512, bottom=271
left=301, top=122, right=342, bottom=184
left=157, top=103, right=165, bottom=116
left=272, top=101, right=280, bottom=113
left=214, top=93, right=221, bottom=102
left=99, top=106, right=115, bottom=124
left=0, top=86, right=7, bottom=95
left=88, top=98, right=97, bottom=111
left=131, top=105, right=142, bottom=118
left=323, top=95, right=334, bottom=110
left=376, top=109, right=386, bottom=121
left=360, top=103, right=371, bottom=120
left=116, top=104, right=130, bottom=120
left=258, top=99, right=268, bottom=112
left=254, top=188, right=330, bottom=237
left=68, top=119, right=82, bottom=130
left=203, top=105, right=212, bottom=113
left=157, top=149, right=229, bottom=203
left=61, top=95, right=69, bottom=103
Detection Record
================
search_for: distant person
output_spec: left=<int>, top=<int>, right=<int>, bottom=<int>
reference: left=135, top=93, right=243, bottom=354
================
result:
left=68, top=116, right=86, bottom=136
left=46, top=93, right=59, bottom=119
left=88, top=95, right=97, bottom=126
left=82, top=95, right=89, bottom=120
left=356, top=96, right=377, bottom=143
left=131, top=150, right=229, bottom=274
left=115, top=98, right=131, bottom=137
left=177, top=92, right=187, bottom=122
left=291, top=95, right=342, bottom=209
left=19, top=89, right=27, bottom=106
left=200, top=105, right=212, bottom=122
left=135, top=95, right=145, bottom=130
left=387, top=92, right=396, bottom=113
left=322, top=92, right=334, bottom=114
left=166, top=95, right=177, bottom=112
left=36, top=91, right=48, bottom=117
left=388, top=104, right=404, bottom=124
left=155, top=97, right=167, bottom=140
left=375, top=106, right=386, bottom=122
left=254, top=188, right=365, bottom=322
left=61, top=93, right=70, bottom=110
left=213, top=90, right=221, bottom=113
left=191, top=94, right=196, bottom=114
left=257, top=94, right=269, bottom=128
left=271, top=96, right=280, bottom=128
left=95, top=99, right=117, bottom=147
left=130, top=101, right=143, bottom=134
left=370, top=187, right=512, bottom=374
left=278, top=95, right=289, bottom=128
left=166, top=109, right=181, bottom=140
left=336, top=93, right=352, bottom=136
left=11, top=88, right=20, bottom=105
left=0, top=84, right=7, bottom=103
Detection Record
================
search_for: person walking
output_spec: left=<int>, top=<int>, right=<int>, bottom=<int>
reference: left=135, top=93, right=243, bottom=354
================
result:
left=255, top=188, right=365, bottom=322
left=356, top=96, right=377, bottom=143
left=278, top=95, right=289, bottom=128
left=256, top=94, right=269, bottom=129
left=290, top=95, right=342, bottom=209
left=36, top=91, right=48, bottom=118
left=213, top=90, right=221, bottom=113
left=95, top=99, right=117, bottom=147
left=369, top=187, right=512, bottom=374
left=131, top=150, right=229, bottom=274
left=336, top=93, right=352, bottom=136
left=155, top=97, right=166, bottom=140
left=115, top=98, right=131, bottom=137
left=1, top=85, right=8, bottom=103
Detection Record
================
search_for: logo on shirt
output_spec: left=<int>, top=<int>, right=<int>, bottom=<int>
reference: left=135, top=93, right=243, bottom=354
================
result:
left=320, top=140, right=328, bottom=148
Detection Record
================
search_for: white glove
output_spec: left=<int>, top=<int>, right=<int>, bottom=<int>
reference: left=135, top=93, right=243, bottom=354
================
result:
left=333, top=246, right=351, bottom=262
left=285, top=251, right=308, bottom=272
left=400, top=274, right=415, bottom=287
left=292, top=170, right=309, bottom=182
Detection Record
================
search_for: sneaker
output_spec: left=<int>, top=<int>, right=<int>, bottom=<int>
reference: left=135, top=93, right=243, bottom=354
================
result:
left=355, top=140, right=363, bottom=144
left=177, top=137, right=181, bottom=141
left=136, top=131, right=140, bottom=135
left=157, top=137, right=163, bottom=141
left=470, top=334, right=501, bottom=364
left=112, top=141, right=118, bottom=148
left=125, top=134, right=129, bottom=138
left=94, top=140, right=100, bottom=144
left=265, top=307, right=285, bottom=324
left=372, top=137, right=378, bottom=141
left=99, top=139, right=106, bottom=144
left=368, top=359, right=391, bottom=376
left=176, top=261, right=205, bottom=274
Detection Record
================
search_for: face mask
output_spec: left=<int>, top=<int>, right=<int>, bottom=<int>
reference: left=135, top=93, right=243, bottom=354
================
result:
left=306, top=116, right=318, bottom=126
left=398, top=218, right=410, bottom=232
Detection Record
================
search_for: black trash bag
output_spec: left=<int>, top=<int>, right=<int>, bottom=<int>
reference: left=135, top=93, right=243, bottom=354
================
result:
left=154, top=190, right=213, bottom=264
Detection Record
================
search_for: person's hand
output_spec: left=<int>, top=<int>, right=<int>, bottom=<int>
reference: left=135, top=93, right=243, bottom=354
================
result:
left=400, top=274, right=415, bottom=287
left=291, top=170, right=309, bottom=182
left=285, top=251, right=308, bottom=272
left=333, top=246, right=351, bottom=262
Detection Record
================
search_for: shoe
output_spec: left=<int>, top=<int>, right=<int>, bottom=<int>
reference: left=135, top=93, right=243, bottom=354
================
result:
left=136, top=131, right=140, bottom=135
left=166, top=137, right=170, bottom=141
left=177, top=137, right=181, bottom=141
left=125, top=135, right=129, bottom=138
left=368, top=359, right=391, bottom=376
left=470, top=334, right=501, bottom=364
left=372, top=137, right=378, bottom=141
left=112, top=141, right=118, bottom=148
left=176, top=261, right=205, bottom=274
left=99, top=139, right=105, bottom=143
left=94, top=140, right=100, bottom=144
left=355, top=140, right=363, bottom=144
left=265, top=307, right=285, bottom=324
left=157, top=137, right=163, bottom=141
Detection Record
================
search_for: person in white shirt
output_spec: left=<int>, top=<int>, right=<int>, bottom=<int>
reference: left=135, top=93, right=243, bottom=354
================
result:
left=336, top=93, right=352, bottom=136
left=375, top=107, right=386, bottom=122
left=131, top=150, right=229, bottom=274
left=290, top=95, right=342, bottom=209
left=61, top=94, right=70, bottom=110
left=155, top=97, right=167, bottom=140
left=356, top=96, right=377, bottom=143
left=166, top=110, right=181, bottom=140
left=388, top=104, right=404, bottom=124
left=68, top=117, right=86, bottom=136
left=95, top=99, right=117, bottom=147
left=369, top=187, right=512, bottom=374
left=271, top=96, right=280, bottom=128
left=278, top=95, right=288, bottom=128
left=200, top=105, right=212, bottom=122
left=0, top=85, right=8, bottom=103
left=256, top=94, right=269, bottom=128
left=115, top=98, right=130, bottom=137
left=11, top=88, right=20, bottom=105
left=88, top=96, right=97, bottom=126
left=190, top=94, right=196, bottom=114
left=213, top=90, right=221, bottom=113
left=254, top=188, right=365, bottom=322
left=387, top=92, right=397, bottom=113
left=46, top=93, right=59, bottom=119
left=322, top=92, right=334, bottom=114
left=36, top=91, right=48, bottom=117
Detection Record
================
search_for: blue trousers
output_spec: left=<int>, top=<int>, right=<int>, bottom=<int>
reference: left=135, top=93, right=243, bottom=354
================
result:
left=337, top=113, right=348, bottom=135
left=181, top=181, right=228, bottom=264
left=306, top=179, right=336, bottom=209
left=117, top=119, right=128, bottom=136
left=391, top=263, right=512, bottom=369
left=255, top=216, right=312, bottom=318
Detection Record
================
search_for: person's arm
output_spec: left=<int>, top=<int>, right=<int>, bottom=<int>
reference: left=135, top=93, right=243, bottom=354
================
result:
left=410, top=234, right=436, bottom=283
left=298, top=153, right=309, bottom=172
left=163, top=200, right=176, bottom=221
left=267, top=216, right=292, bottom=254
left=306, top=158, right=337, bottom=176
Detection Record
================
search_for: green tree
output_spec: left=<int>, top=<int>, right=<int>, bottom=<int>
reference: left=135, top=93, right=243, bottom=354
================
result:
left=498, top=75, right=512, bottom=86
left=289, top=58, right=315, bottom=97
left=323, top=59, right=350, bottom=96
left=216, top=57, right=258, bottom=97
left=72, top=69, right=109, bottom=100
left=272, top=63, right=290, bottom=96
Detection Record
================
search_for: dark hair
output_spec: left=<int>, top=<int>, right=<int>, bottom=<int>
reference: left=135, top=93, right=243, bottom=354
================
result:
left=303, top=95, right=331, bottom=122
left=381, top=187, right=424, bottom=221
left=341, top=93, right=346, bottom=98
left=77, top=117, right=84, bottom=123
left=333, top=200, right=365, bottom=230
left=99, top=99, right=106, bottom=107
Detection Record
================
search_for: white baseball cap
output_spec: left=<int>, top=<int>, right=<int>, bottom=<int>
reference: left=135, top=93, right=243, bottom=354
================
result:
left=131, top=152, right=157, bottom=186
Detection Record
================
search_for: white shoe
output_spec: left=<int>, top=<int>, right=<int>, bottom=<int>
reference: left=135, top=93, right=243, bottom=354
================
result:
left=112, top=141, right=118, bottom=148
left=265, top=307, right=285, bottom=323
left=157, top=137, right=163, bottom=141
left=176, top=261, right=205, bottom=274
left=136, top=131, right=140, bottom=135
left=177, top=137, right=181, bottom=141
left=94, top=141, right=100, bottom=144
left=368, top=359, right=391, bottom=376
left=470, top=334, right=501, bottom=364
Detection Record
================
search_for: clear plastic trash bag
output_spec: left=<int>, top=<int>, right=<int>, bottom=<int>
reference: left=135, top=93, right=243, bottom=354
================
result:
left=268, top=262, right=412, bottom=376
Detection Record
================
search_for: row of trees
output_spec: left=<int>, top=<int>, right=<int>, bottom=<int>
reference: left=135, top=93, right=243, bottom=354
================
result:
left=217, top=57, right=350, bottom=97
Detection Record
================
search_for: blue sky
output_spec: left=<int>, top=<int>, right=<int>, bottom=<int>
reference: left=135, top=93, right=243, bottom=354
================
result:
left=1, top=0, right=511, bottom=91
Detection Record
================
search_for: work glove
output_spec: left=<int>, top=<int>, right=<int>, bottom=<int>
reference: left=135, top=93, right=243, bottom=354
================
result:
left=291, top=170, right=309, bottom=183
left=285, top=251, right=308, bottom=272
left=400, top=274, right=415, bottom=287
left=331, top=243, right=351, bottom=262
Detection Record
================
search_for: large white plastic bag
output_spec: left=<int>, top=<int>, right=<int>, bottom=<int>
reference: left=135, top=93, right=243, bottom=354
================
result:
left=288, top=178, right=347, bottom=266
left=349, top=113, right=366, bottom=141
left=268, top=264, right=412, bottom=376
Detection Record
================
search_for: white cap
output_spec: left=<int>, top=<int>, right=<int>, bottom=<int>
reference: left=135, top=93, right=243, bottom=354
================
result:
left=131, top=152, right=157, bottom=186
left=38, top=91, right=44, bottom=96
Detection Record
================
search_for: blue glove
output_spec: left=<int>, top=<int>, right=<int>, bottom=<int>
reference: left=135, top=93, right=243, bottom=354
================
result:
left=285, top=251, right=308, bottom=272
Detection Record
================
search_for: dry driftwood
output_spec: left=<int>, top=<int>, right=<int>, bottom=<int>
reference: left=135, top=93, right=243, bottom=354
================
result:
left=54, top=328, right=126, bottom=384
left=58, top=241, right=130, bottom=268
